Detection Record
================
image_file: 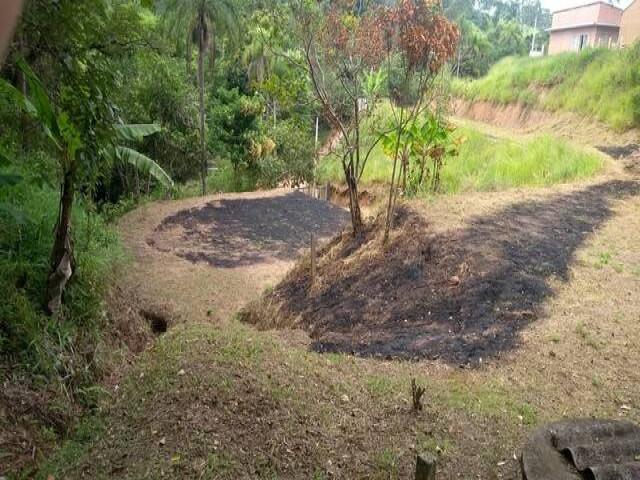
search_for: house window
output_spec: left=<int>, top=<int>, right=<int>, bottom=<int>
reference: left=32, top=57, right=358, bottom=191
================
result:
left=575, top=33, right=589, bottom=51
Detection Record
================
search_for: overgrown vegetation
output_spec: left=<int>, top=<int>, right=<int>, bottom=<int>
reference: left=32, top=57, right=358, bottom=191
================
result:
left=319, top=121, right=603, bottom=192
left=0, top=157, right=123, bottom=397
left=451, top=45, right=640, bottom=131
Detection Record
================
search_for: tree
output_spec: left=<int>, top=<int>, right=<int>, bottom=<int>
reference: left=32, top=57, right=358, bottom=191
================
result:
left=293, top=1, right=389, bottom=234
left=0, top=60, right=172, bottom=313
left=376, top=0, right=459, bottom=240
left=160, top=0, right=238, bottom=196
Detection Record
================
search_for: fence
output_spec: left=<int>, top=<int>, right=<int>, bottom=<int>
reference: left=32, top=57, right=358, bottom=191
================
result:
left=297, top=182, right=332, bottom=202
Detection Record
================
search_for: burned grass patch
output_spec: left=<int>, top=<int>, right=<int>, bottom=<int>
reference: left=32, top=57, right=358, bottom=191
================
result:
left=243, top=180, right=640, bottom=364
left=150, top=191, right=349, bottom=268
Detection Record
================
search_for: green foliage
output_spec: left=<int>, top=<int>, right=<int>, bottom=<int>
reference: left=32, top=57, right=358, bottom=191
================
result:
left=0, top=158, right=123, bottom=389
left=265, top=119, right=315, bottom=187
left=446, top=0, right=551, bottom=77
left=452, top=45, right=640, bottom=131
left=115, top=146, right=174, bottom=190
left=119, top=51, right=200, bottom=184
left=319, top=122, right=603, bottom=192
left=207, top=85, right=264, bottom=170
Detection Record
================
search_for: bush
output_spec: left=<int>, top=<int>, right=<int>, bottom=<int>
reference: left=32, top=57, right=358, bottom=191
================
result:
left=265, top=119, right=315, bottom=187
left=0, top=158, right=124, bottom=397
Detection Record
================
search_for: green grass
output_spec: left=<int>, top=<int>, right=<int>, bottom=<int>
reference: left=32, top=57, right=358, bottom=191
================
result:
left=318, top=122, right=603, bottom=193
left=451, top=45, right=640, bottom=131
left=440, top=129, right=602, bottom=193
left=171, top=159, right=260, bottom=199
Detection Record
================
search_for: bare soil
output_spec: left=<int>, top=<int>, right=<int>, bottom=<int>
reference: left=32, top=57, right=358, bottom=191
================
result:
left=150, top=190, right=349, bottom=268
left=118, top=189, right=348, bottom=324
left=451, top=98, right=640, bottom=148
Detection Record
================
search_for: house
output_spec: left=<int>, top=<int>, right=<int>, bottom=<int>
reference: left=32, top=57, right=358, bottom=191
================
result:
left=621, top=0, right=640, bottom=46
left=547, top=1, right=623, bottom=54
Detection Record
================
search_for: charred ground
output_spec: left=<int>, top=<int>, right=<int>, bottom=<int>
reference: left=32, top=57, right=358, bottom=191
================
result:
left=243, top=180, right=640, bottom=364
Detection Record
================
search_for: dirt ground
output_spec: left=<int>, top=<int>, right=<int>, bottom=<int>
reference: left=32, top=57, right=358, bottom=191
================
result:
left=34, top=119, right=640, bottom=480
left=118, top=189, right=348, bottom=324
left=245, top=179, right=640, bottom=363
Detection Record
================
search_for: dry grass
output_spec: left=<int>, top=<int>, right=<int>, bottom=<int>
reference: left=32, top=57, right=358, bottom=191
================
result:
left=34, top=173, right=640, bottom=479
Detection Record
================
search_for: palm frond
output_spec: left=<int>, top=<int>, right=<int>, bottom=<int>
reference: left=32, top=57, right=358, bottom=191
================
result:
left=115, top=123, right=162, bottom=143
left=116, top=146, right=174, bottom=189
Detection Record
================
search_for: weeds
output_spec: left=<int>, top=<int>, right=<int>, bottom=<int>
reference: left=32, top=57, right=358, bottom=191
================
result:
left=373, top=448, right=400, bottom=480
left=416, top=433, right=453, bottom=457
left=575, top=321, right=600, bottom=350
left=548, top=333, right=561, bottom=344
left=518, top=403, right=537, bottom=425
left=0, top=169, right=124, bottom=394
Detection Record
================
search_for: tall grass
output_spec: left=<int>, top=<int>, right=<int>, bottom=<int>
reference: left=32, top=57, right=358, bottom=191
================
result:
left=317, top=124, right=604, bottom=192
left=441, top=129, right=603, bottom=193
left=451, top=44, right=640, bottom=131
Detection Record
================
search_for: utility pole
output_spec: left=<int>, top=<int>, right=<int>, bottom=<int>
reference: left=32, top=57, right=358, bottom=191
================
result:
left=314, top=115, right=319, bottom=196
left=530, top=15, right=538, bottom=53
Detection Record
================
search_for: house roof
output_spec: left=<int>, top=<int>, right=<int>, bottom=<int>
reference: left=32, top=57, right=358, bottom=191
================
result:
left=552, top=1, right=623, bottom=14
left=547, top=22, right=621, bottom=32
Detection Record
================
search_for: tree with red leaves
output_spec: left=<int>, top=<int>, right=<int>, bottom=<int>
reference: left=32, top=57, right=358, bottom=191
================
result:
left=378, top=0, right=459, bottom=241
left=293, top=0, right=458, bottom=237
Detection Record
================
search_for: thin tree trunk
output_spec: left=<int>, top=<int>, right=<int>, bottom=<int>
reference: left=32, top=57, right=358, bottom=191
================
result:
left=46, top=168, right=75, bottom=314
left=345, top=160, right=363, bottom=235
left=384, top=123, right=403, bottom=243
left=401, top=150, right=408, bottom=192
left=198, top=42, right=207, bottom=196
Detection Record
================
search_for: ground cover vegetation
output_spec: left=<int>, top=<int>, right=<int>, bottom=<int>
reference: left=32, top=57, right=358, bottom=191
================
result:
left=452, top=44, right=640, bottom=131
left=318, top=110, right=605, bottom=192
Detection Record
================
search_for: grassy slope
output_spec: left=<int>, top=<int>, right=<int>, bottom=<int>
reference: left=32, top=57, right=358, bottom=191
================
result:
left=451, top=45, right=640, bottom=132
left=0, top=158, right=150, bottom=475
left=37, top=179, right=640, bottom=480
left=318, top=121, right=604, bottom=192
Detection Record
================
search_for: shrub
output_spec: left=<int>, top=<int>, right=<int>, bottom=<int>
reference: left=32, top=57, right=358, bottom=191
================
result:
left=0, top=157, right=123, bottom=397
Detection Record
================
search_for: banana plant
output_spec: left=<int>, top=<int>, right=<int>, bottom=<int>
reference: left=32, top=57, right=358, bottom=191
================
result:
left=111, top=123, right=174, bottom=191
left=0, top=59, right=172, bottom=313
left=407, top=116, right=462, bottom=193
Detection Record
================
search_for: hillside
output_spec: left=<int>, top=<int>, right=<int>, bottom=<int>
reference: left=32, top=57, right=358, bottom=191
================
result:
left=451, top=45, right=640, bottom=132
left=318, top=105, right=606, bottom=191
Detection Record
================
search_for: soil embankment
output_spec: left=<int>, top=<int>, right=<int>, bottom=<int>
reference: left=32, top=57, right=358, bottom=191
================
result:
left=451, top=98, right=640, bottom=149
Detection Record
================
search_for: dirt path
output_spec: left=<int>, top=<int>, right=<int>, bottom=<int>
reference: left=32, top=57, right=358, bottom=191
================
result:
left=119, top=189, right=348, bottom=324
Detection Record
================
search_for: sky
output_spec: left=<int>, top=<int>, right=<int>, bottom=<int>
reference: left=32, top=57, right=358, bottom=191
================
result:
left=541, top=0, right=633, bottom=11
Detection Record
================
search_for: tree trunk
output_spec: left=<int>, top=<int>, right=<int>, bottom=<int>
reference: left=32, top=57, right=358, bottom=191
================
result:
left=198, top=41, right=207, bottom=196
left=46, top=169, right=75, bottom=314
left=343, top=154, right=363, bottom=235
left=346, top=168, right=363, bottom=235
left=401, top=150, right=408, bottom=192
left=384, top=136, right=401, bottom=243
